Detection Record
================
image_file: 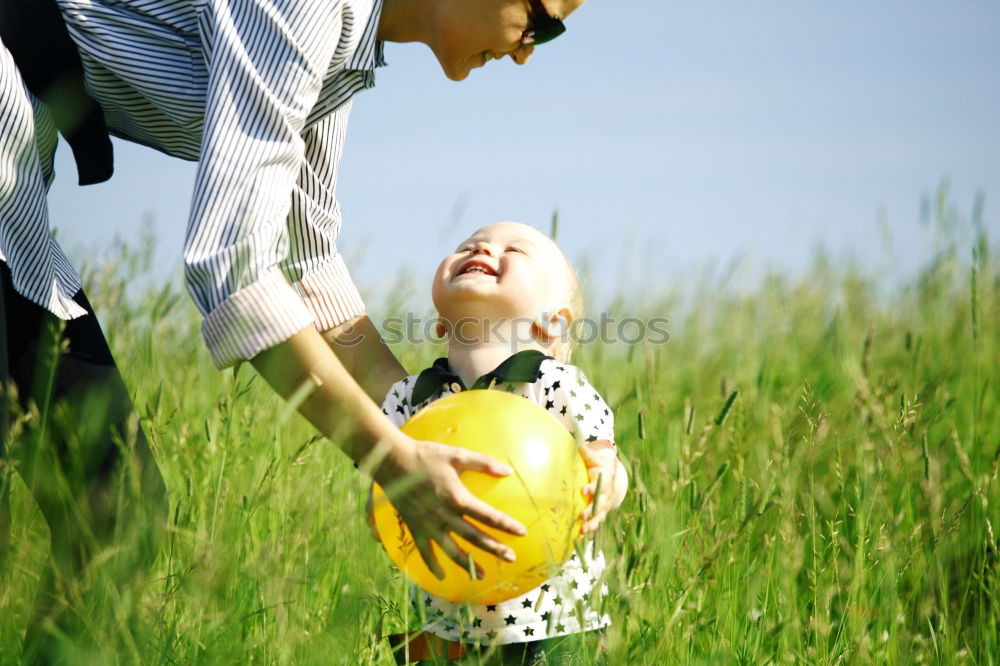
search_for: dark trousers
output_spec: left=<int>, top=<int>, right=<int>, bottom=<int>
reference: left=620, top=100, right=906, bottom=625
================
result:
left=391, top=630, right=608, bottom=665
left=461, top=634, right=606, bottom=665
left=0, top=262, right=166, bottom=664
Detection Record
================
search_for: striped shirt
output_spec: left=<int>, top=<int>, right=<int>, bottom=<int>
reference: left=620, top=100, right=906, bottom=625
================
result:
left=0, top=0, right=384, bottom=368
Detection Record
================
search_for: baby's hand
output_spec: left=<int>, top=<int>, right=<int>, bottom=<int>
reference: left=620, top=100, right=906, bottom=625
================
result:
left=579, top=440, right=624, bottom=534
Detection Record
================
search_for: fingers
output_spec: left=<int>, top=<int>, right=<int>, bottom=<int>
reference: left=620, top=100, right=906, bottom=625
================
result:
left=415, top=443, right=523, bottom=536
left=416, top=530, right=486, bottom=581
left=581, top=474, right=612, bottom=533
left=399, top=484, right=520, bottom=571
left=420, top=502, right=523, bottom=566
left=410, top=520, right=491, bottom=580
left=451, top=448, right=514, bottom=478
left=437, top=449, right=525, bottom=539
left=448, top=517, right=516, bottom=565
left=580, top=504, right=610, bottom=534
left=413, top=537, right=445, bottom=580
left=454, top=490, right=526, bottom=541
left=437, top=533, right=484, bottom=580
left=437, top=489, right=522, bottom=563
left=389, top=441, right=526, bottom=573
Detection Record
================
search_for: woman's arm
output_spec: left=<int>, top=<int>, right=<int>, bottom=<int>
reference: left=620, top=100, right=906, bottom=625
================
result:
left=251, top=325, right=525, bottom=577
left=323, top=314, right=406, bottom=403
left=182, top=0, right=524, bottom=575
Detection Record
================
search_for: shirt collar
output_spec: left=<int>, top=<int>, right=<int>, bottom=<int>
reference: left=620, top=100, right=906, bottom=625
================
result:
left=410, top=349, right=552, bottom=405
left=346, top=0, right=387, bottom=71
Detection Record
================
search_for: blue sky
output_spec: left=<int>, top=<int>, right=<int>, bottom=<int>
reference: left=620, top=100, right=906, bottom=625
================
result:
left=47, top=1, right=1000, bottom=310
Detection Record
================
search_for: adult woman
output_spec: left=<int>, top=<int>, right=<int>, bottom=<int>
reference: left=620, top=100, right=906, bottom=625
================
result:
left=0, top=0, right=584, bottom=659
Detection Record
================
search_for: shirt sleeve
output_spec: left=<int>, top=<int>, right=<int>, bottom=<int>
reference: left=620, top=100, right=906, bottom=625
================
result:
left=183, top=0, right=346, bottom=368
left=381, top=378, right=417, bottom=428
left=283, top=104, right=367, bottom=331
left=539, top=361, right=616, bottom=445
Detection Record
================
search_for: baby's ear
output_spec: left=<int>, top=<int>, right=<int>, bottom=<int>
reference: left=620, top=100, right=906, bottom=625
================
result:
left=532, top=307, right=574, bottom=343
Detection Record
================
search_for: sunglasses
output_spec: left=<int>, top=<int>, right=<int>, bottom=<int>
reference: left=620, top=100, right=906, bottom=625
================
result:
left=522, top=0, right=566, bottom=47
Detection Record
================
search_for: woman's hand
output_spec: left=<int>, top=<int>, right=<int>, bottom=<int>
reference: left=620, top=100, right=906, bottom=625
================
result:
left=579, top=440, right=628, bottom=534
left=250, top=326, right=525, bottom=575
left=374, top=436, right=527, bottom=579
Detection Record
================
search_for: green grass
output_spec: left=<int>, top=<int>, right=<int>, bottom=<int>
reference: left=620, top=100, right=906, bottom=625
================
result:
left=1, top=211, right=997, bottom=664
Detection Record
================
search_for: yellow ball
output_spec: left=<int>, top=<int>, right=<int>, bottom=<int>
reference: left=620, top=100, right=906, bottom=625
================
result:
left=372, top=390, right=588, bottom=604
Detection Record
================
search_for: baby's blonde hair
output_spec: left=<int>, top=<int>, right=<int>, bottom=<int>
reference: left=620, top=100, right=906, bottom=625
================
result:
left=552, top=254, right=584, bottom=363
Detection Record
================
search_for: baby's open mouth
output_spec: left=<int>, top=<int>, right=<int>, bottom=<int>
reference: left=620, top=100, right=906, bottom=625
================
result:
left=457, top=260, right=498, bottom=277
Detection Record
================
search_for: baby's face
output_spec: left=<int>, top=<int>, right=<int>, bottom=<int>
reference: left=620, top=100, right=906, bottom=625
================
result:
left=432, top=222, right=572, bottom=324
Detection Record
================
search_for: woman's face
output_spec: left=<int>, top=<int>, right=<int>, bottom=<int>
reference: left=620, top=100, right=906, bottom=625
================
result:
left=428, top=0, right=583, bottom=81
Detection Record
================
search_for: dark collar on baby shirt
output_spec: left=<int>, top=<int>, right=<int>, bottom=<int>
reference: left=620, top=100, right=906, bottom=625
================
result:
left=410, top=349, right=551, bottom=405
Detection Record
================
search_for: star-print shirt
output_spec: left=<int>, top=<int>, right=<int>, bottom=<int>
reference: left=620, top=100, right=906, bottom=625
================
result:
left=380, top=350, right=615, bottom=645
